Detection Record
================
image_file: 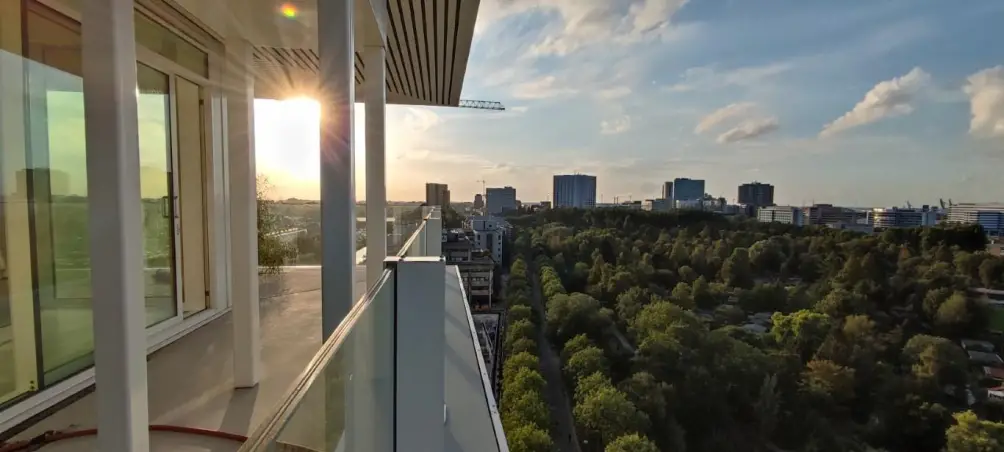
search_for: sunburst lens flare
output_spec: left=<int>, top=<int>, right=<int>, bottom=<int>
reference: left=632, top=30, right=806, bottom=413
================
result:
left=279, top=3, right=298, bottom=19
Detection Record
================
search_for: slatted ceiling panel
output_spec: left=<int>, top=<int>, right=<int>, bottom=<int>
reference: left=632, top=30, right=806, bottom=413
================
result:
left=386, top=16, right=410, bottom=97
left=417, top=0, right=434, bottom=102
left=446, top=0, right=460, bottom=103
left=425, top=0, right=441, bottom=104
left=407, top=0, right=428, bottom=101
left=434, top=1, right=446, bottom=105
left=386, top=0, right=413, bottom=97
left=251, top=0, right=477, bottom=105
left=354, top=52, right=365, bottom=85
left=396, top=0, right=421, bottom=99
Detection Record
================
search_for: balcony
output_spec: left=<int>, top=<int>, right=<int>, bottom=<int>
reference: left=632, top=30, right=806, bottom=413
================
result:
left=4, top=211, right=506, bottom=451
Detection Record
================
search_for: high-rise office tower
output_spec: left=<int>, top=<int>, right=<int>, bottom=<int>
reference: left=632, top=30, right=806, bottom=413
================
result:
left=671, top=178, right=705, bottom=203
left=553, top=174, right=597, bottom=208
left=738, top=182, right=775, bottom=206
left=485, top=186, right=517, bottom=214
left=425, top=183, right=450, bottom=207
left=661, top=181, right=673, bottom=200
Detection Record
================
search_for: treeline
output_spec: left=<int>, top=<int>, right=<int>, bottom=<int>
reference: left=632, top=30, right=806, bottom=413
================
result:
left=507, top=208, right=1004, bottom=452
left=539, top=261, right=663, bottom=451
left=499, top=258, right=553, bottom=451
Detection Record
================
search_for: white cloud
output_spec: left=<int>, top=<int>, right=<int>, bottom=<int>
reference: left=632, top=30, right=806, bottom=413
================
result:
left=401, top=108, right=441, bottom=133
left=601, top=115, right=632, bottom=134
left=820, top=67, right=931, bottom=137
left=694, top=102, right=756, bottom=134
left=666, top=62, right=793, bottom=92
left=482, top=0, right=689, bottom=57
left=597, top=86, right=632, bottom=100
left=716, top=118, right=780, bottom=143
left=509, top=106, right=530, bottom=113
left=963, top=65, right=1004, bottom=138
left=512, top=75, right=578, bottom=99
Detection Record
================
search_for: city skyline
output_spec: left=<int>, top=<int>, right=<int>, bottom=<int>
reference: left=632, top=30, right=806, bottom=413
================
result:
left=254, top=0, right=1004, bottom=206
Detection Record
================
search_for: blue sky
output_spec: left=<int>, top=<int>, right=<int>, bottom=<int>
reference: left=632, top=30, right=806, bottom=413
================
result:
left=258, top=0, right=1004, bottom=206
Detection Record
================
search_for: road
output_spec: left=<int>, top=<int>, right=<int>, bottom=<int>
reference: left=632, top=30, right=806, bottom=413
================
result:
left=529, top=264, right=581, bottom=452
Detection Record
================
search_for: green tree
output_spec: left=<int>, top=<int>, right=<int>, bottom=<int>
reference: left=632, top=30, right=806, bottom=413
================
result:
left=902, top=334, right=968, bottom=387
left=257, top=176, right=295, bottom=274
left=722, top=247, right=753, bottom=288
left=503, top=351, right=539, bottom=378
left=545, top=292, right=611, bottom=344
left=506, top=319, right=536, bottom=351
left=508, top=305, right=534, bottom=324
left=507, top=425, right=553, bottom=452
left=501, top=390, right=550, bottom=431
left=692, top=276, right=717, bottom=309
left=618, top=371, right=668, bottom=424
left=504, top=367, right=547, bottom=395
left=576, top=371, right=614, bottom=404
left=574, top=386, right=650, bottom=446
left=605, top=433, right=660, bottom=452
left=801, top=359, right=855, bottom=404
left=945, top=411, right=1004, bottom=452
left=562, top=333, right=593, bottom=361
left=771, top=310, right=832, bottom=361
left=565, top=345, right=609, bottom=384
left=616, top=287, right=651, bottom=327
left=935, top=291, right=972, bottom=333
left=509, top=337, right=537, bottom=355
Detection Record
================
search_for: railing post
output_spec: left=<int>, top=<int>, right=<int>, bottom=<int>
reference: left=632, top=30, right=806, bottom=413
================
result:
left=427, top=209, right=442, bottom=258
left=390, top=256, right=445, bottom=452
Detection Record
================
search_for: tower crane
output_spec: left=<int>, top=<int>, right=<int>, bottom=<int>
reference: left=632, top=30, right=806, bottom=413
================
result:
left=459, top=100, right=505, bottom=111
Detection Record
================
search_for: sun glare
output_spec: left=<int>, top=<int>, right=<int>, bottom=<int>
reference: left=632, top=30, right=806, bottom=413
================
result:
left=279, top=3, right=298, bottom=19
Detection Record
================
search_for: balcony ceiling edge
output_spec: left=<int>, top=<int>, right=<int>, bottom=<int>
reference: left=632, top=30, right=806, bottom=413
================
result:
left=246, top=0, right=482, bottom=107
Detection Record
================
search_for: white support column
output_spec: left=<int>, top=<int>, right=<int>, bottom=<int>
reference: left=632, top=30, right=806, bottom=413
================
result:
left=317, top=0, right=356, bottom=338
left=81, top=0, right=149, bottom=450
left=365, top=46, right=387, bottom=289
left=225, top=37, right=260, bottom=388
left=393, top=256, right=446, bottom=451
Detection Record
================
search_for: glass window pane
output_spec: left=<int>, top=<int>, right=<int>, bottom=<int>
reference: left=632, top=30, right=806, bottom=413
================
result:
left=137, top=63, right=176, bottom=326
left=23, top=4, right=182, bottom=385
left=135, top=12, right=208, bottom=78
left=0, top=0, right=40, bottom=405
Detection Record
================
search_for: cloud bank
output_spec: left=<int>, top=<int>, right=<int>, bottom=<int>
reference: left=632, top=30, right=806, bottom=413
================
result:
left=964, top=66, right=1004, bottom=138
left=820, top=67, right=931, bottom=137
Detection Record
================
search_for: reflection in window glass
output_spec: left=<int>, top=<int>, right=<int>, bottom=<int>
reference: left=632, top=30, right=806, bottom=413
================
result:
left=23, top=4, right=181, bottom=385
left=135, top=12, right=208, bottom=77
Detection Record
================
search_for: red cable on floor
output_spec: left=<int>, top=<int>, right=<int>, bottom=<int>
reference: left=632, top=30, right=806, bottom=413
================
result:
left=0, top=425, right=248, bottom=452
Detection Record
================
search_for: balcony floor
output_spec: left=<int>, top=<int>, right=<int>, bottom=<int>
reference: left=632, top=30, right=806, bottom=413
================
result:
left=9, top=266, right=366, bottom=451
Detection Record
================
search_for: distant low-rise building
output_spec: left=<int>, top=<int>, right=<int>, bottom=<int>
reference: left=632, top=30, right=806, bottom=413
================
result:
left=642, top=198, right=673, bottom=212
left=757, top=206, right=805, bottom=226
left=868, top=206, right=939, bottom=229
left=946, top=203, right=1004, bottom=237
left=467, top=215, right=508, bottom=265
left=802, top=204, right=867, bottom=226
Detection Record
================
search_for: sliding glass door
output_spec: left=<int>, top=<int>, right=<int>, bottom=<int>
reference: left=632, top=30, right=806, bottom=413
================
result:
left=0, top=1, right=215, bottom=405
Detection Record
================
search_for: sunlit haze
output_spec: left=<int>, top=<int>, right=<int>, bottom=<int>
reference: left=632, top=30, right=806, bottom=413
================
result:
left=255, top=0, right=1003, bottom=206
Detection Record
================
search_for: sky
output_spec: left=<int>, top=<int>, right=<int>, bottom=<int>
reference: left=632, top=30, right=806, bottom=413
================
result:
left=256, top=0, right=1004, bottom=207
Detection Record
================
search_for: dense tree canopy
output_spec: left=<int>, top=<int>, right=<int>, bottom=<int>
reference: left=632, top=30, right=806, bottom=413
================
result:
left=503, top=208, right=1004, bottom=452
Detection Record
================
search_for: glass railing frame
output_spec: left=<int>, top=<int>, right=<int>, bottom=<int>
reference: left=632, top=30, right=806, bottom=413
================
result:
left=238, top=268, right=396, bottom=452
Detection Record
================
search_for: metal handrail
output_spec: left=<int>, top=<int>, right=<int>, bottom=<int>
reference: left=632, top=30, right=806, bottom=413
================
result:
left=396, top=208, right=437, bottom=258
left=239, top=269, right=395, bottom=451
